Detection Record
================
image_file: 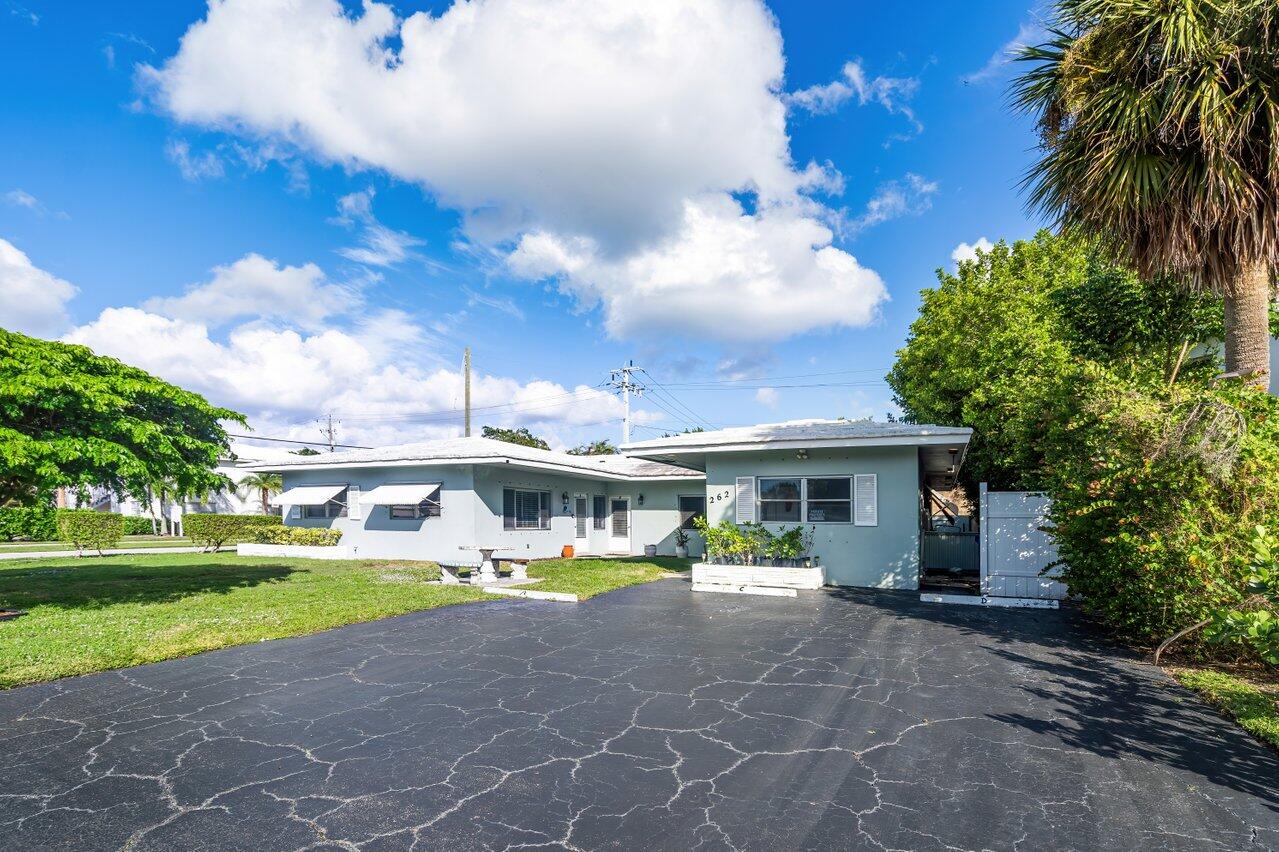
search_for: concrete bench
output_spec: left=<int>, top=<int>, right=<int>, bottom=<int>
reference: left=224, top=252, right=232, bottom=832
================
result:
left=506, top=559, right=530, bottom=581
left=438, top=563, right=483, bottom=585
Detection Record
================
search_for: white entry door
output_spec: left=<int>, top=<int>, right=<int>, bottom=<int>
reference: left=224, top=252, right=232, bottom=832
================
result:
left=574, top=494, right=590, bottom=553
left=609, top=497, right=631, bottom=553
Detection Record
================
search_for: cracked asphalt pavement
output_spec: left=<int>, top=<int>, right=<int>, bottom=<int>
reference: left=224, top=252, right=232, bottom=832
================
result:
left=2, top=579, right=1277, bottom=850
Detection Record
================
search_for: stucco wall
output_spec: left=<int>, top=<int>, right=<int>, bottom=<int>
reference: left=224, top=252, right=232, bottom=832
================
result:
left=703, top=446, right=920, bottom=589
left=281, top=464, right=702, bottom=561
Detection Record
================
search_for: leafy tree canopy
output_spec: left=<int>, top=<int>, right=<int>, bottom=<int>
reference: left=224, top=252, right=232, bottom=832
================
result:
left=0, top=329, right=243, bottom=506
left=887, top=231, right=1225, bottom=493
left=480, top=426, right=550, bottom=451
left=567, top=439, right=617, bottom=455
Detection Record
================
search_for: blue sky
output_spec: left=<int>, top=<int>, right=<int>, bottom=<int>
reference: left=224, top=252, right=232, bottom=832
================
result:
left=0, top=0, right=1047, bottom=451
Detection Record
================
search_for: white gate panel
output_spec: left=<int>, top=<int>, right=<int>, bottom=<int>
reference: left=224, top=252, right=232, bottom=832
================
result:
left=979, top=484, right=1068, bottom=601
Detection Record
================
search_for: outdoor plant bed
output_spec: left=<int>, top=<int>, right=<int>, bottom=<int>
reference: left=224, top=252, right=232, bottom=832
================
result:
left=691, top=561, right=825, bottom=591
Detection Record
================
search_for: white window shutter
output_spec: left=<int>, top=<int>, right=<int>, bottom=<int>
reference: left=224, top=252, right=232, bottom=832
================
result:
left=854, top=474, right=877, bottom=526
left=735, top=476, right=756, bottom=524
left=290, top=505, right=301, bottom=519
left=347, top=485, right=361, bottom=520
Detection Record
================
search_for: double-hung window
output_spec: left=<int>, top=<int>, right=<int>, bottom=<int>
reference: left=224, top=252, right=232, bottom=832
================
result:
left=503, top=488, right=551, bottom=530
left=678, top=494, right=707, bottom=530
left=755, top=477, right=870, bottom=525
left=758, top=478, right=802, bottom=522
left=303, top=488, right=348, bottom=519
left=592, top=494, right=607, bottom=530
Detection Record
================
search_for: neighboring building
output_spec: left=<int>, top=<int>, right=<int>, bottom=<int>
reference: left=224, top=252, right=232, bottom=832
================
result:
left=247, top=437, right=707, bottom=562
left=59, top=442, right=296, bottom=523
left=620, top=419, right=972, bottom=590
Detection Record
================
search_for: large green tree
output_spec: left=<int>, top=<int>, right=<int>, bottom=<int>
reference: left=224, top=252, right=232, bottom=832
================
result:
left=0, top=329, right=243, bottom=505
left=888, top=231, right=1219, bottom=492
left=1014, top=0, right=1278, bottom=389
left=566, top=439, right=617, bottom=456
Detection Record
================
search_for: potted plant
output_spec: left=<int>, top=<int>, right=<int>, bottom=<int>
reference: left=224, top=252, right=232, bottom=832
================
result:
left=674, top=526, right=690, bottom=558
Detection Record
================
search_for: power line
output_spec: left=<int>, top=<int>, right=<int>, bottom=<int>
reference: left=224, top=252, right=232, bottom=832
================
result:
left=638, top=368, right=717, bottom=430
left=662, top=367, right=892, bottom=387
left=228, top=433, right=372, bottom=450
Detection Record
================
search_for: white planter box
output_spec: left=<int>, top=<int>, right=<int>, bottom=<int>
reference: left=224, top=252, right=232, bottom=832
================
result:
left=237, top=543, right=352, bottom=560
left=691, top=562, right=825, bottom=590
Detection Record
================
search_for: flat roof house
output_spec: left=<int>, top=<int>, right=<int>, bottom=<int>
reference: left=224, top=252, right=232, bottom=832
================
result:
left=621, top=419, right=972, bottom=590
left=246, top=436, right=706, bottom=563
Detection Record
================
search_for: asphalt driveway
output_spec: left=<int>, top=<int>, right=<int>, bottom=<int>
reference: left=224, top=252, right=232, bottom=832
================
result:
left=2, top=580, right=1276, bottom=851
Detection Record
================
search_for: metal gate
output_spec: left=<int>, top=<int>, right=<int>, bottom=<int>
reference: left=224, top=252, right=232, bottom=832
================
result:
left=978, top=484, right=1067, bottom=601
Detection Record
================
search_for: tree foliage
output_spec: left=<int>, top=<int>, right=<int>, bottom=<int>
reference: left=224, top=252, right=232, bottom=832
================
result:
left=0, top=329, right=243, bottom=506
left=888, top=231, right=1220, bottom=492
left=566, top=439, right=617, bottom=455
left=480, top=426, right=550, bottom=451
left=1013, top=0, right=1279, bottom=390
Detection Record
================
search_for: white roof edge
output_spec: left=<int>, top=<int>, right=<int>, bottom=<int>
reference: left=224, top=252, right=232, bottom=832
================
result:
left=244, top=455, right=704, bottom=482
left=621, top=430, right=973, bottom=457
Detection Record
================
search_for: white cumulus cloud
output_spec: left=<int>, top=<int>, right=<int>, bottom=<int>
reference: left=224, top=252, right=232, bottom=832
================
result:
left=509, top=194, right=887, bottom=342
left=143, top=0, right=892, bottom=342
left=143, top=253, right=359, bottom=328
left=754, top=386, right=778, bottom=408
left=0, top=238, right=78, bottom=337
left=951, top=237, right=994, bottom=265
left=788, top=59, right=922, bottom=142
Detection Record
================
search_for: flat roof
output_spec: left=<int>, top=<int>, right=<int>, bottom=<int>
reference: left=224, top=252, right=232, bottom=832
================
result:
left=621, top=418, right=971, bottom=456
left=244, top=436, right=703, bottom=482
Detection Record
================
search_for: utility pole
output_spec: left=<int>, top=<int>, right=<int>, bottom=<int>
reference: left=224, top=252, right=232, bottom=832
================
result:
left=319, top=413, right=339, bottom=452
left=608, top=361, right=642, bottom=445
left=463, top=346, right=472, bottom=437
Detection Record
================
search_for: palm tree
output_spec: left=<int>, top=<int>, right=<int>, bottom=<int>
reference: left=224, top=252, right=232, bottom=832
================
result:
left=1014, top=0, right=1278, bottom=389
left=236, top=473, right=282, bottom=515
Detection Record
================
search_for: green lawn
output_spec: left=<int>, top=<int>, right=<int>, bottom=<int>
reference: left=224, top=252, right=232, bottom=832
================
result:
left=1170, top=666, right=1279, bottom=750
left=526, top=555, right=690, bottom=599
left=0, top=536, right=200, bottom=553
left=0, top=552, right=690, bottom=688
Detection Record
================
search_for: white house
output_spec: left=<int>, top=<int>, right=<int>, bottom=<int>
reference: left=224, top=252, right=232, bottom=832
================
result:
left=248, top=437, right=707, bottom=563
left=250, top=420, right=971, bottom=591
left=620, top=419, right=972, bottom=590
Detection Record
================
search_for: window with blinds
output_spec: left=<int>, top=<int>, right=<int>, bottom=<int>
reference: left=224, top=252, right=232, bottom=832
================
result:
left=678, top=494, right=706, bottom=530
left=503, top=488, right=551, bottom=530
left=592, top=494, right=607, bottom=530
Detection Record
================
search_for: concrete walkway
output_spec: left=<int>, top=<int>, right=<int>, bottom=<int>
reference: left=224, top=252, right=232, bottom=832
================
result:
left=0, top=545, right=229, bottom=560
left=1, top=580, right=1276, bottom=850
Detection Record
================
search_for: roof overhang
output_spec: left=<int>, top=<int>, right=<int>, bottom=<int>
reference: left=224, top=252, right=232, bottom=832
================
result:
left=622, top=430, right=972, bottom=472
left=246, top=456, right=704, bottom=483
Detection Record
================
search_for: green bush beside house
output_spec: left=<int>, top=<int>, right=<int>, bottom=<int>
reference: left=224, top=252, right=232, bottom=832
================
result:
left=185, top=514, right=283, bottom=550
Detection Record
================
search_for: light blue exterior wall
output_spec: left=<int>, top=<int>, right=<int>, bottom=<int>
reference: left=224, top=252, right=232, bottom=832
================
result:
left=281, top=464, right=703, bottom=562
left=703, top=446, right=921, bottom=589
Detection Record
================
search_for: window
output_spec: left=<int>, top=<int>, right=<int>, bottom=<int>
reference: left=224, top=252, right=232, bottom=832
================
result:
left=678, top=494, right=706, bottom=530
left=759, top=478, right=801, bottom=522
left=389, top=486, right=442, bottom=519
left=592, top=494, right=607, bottom=530
left=503, top=488, right=551, bottom=530
left=806, top=477, right=851, bottom=523
left=303, top=488, right=348, bottom=519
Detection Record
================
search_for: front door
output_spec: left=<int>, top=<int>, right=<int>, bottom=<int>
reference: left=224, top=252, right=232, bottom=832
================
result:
left=609, top=497, right=630, bottom=554
left=574, top=494, right=590, bottom=553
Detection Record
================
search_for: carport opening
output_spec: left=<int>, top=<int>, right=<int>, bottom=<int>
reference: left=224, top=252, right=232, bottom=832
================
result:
left=918, top=446, right=979, bottom=596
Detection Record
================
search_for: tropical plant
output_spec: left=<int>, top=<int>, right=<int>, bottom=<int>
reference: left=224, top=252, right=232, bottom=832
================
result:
left=0, top=330, right=243, bottom=505
left=236, top=473, right=283, bottom=515
left=566, top=439, right=618, bottom=455
left=1205, top=527, right=1279, bottom=664
left=1014, top=0, right=1279, bottom=389
left=481, top=426, right=550, bottom=450
left=243, top=525, right=343, bottom=546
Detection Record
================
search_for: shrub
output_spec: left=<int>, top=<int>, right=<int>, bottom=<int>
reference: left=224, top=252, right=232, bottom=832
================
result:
left=185, top=514, right=282, bottom=550
left=243, top=525, right=342, bottom=546
left=121, top=515, right=157, bottom=536
left=1042, top=367, right=1279, bottom=645
left=0, top=506, right=58, bottom=541
left=56, top=510, right=124, bottom=555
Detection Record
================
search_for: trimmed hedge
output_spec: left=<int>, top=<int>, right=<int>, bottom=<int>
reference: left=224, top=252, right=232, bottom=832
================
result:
left=185, top=514, right=282, bottom=550
left=122, top=515, right=157, bottom=536
left=243, top=526, right=343, bottom=546
left=0, top=506, right=59, bottom=541
left=56, top=510, right=125, bottom=554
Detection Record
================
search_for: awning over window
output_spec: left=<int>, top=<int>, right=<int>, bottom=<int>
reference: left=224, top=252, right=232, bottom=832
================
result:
left=270, top=484, right=346, bottom=506
left=360, top=483, right=441, bottom=506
